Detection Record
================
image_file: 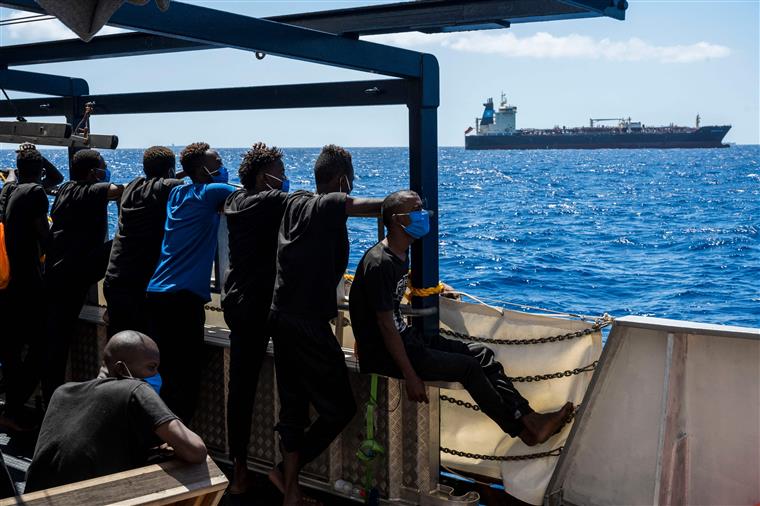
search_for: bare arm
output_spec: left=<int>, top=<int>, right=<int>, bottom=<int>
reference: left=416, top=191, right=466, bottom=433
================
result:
left=3, top=169, right=16, bottom=183
left=41, top=157, right=64, bottom=190
left=345, top=196, right=382, bottom=217
left=376, top=310, right=429, bottom=403
left=154, top=419, right=207, bottom=464
left=107, top=183, right=124, bottom=201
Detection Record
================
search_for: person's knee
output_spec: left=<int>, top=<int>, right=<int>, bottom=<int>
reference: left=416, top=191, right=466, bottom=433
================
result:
left=458, top=356, right=482, bottom=383
left=467, top=344, right=494, bottom=363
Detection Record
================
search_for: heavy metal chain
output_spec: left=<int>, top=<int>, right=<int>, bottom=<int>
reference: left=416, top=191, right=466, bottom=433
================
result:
left=441, top=395, right=582, bottom=423
left=439, top=316, right=612, bottom=346
left=440, top=394, right=481, bottom=411
left=441, top=446, right=563, bottom=461
left=507, top=360, right=598, bottom=383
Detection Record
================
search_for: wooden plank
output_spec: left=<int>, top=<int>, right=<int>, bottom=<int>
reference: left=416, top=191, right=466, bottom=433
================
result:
left=0, top=457, right=227, bottom=506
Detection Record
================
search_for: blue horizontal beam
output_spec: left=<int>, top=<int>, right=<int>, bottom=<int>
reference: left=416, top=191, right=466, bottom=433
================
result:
left=0, top=33, right=208, bottom=67
left=0, top=80, right=410, bottom=118
left=0, top=0, right=424, bottom=78
left=0, top=69, right=89, bottom=96
left=558, top=0, right=627, bottom=20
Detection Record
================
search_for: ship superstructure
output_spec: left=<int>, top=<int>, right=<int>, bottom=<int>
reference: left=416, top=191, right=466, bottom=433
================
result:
left=465, top=94, right=731, bottom=150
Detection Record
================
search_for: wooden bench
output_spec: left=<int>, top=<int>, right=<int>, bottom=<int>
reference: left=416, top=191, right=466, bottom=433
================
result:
left=0, top=457, right=228, bottom=506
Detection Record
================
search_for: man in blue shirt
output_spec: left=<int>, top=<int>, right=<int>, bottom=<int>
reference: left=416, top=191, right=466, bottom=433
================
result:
left=146, top=142, right=235, bottom=423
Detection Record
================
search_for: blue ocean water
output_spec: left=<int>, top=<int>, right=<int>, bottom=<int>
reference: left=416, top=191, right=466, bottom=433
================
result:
left=3, top=146, right=758, bottom=328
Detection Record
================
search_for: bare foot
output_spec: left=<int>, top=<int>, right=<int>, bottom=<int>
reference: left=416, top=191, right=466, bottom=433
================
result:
left=229, top=458, right=251, bottom=495
left=271, top=463, right=322, bottom=505
left=267, top=464, right=285, bottom=495
left=519, top=402, right=574, bottom=446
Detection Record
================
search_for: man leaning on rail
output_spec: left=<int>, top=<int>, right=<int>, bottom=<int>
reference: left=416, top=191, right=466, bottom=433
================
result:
left=145, top=142, right=235, bottom=424
left=0, top=146, right=54, bottom=432
left=349, top=190, right=573, bottom=445
left=268, top=145, right=382, bottom=505
left=104, top=146, right=185, bottom=336
left=43, top=149, right=124, bottom=404
left=221, top=142, right=290, bottom=495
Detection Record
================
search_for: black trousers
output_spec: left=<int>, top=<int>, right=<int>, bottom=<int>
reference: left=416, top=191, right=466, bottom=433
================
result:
left=42, top=241, right=112, bottom=403
left=399, top=330, right=532, bottom=437
left=42, top=276, right=92, bottom=404
left=103, top=280, right=148, bottom=336
left=146, top=290, right=206, bottom=424
left=0, top=282, right=46, bottom=417
left=224, top=301, right=271, bottom=460
left=269, top=311, right=357, bottom=466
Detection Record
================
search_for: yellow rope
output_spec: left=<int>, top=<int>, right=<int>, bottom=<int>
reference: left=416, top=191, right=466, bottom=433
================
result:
left=407, top=279, right=445, bottom=298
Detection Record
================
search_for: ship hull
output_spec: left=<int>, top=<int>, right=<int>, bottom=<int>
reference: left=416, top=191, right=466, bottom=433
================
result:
left=465, top=126, right=731, bottom=150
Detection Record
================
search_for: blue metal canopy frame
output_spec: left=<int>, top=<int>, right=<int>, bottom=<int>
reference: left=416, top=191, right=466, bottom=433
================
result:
left=0, top=0, right=444, bottom=334
left=0, top=0, right=624, bottom=335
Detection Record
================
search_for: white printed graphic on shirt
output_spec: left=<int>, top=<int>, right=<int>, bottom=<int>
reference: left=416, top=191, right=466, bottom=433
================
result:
left=393, top=273, right=408, bottom=333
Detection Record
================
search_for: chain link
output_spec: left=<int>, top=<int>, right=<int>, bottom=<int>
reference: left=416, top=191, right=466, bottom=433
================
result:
left=441, top=396, right=581, bottom=424
left=440, top=394, right=481, bottom=411
left=507, top=361, right=598, bottom=383
left=441, top=446, right=563, bottom=461
left=440, top=316, right=612, bottom=346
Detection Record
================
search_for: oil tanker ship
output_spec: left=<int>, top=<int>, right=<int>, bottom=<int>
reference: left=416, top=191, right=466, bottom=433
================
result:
left=465, top=94, right=731, bottom=150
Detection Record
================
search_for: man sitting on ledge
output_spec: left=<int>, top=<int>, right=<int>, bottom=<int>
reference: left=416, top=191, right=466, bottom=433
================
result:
left=24, top=331, right=207, bottom=492
left=349, top=190, right=572, bottom=446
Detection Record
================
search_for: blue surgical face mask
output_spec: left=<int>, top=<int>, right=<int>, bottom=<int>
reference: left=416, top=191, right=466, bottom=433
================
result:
left=401, top=209, right=430, bottom=239
left=265, top=173, right=289, bottom=192
left=211, top=165, right=229, bottom=184
left=116, top=362, right=162, bottom=395
left=101, top=167, right=111, bottom=182
left=143, top=373, right=163, bottom=396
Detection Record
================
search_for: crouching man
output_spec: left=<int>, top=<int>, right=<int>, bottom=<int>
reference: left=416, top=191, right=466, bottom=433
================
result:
left=24, top=331, right=207, bottom=492
left=349, top=190, right=573, bottom=446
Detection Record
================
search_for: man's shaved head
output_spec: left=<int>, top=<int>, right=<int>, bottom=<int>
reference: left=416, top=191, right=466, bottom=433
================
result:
left=104, top=331, right=160, bottom=379
left=382, top=190, right=420, bottom=227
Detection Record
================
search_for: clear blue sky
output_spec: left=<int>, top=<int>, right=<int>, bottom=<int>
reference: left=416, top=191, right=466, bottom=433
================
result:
left=1, top=0, right=758, bottom=147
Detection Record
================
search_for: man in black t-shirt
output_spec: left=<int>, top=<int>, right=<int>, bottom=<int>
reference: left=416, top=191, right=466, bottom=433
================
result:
left=43, top=149, right=124, bottom=403
left=104, top=146, right=184, bottom=335
left=0, top=147, right=50, bottom=431
left=268, top=145, right=382, bottom=504
left=1, top=142, right=64, bottom=192
left=25, top=330, right=207, bottom=492
left=222, top=142, right=289, bottom=494
left=350, top=190, right=573, bottom=446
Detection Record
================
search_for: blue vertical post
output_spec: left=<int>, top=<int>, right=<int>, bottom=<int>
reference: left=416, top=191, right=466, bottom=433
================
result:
left=64, top=79, right=90, bottom=169
left=408, top=54, right=440, bottom=338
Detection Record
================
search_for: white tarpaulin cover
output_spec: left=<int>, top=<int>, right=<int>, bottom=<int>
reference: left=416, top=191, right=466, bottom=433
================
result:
left=36, top=0, right=170, bottom=41
left=437, top=297, right=602, bottom=505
